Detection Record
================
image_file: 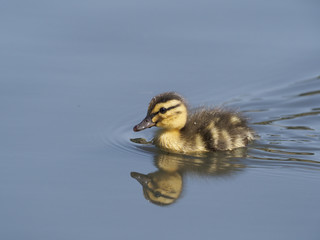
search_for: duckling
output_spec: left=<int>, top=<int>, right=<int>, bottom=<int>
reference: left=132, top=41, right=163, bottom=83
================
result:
left=133, top=92, right=254, bottom=153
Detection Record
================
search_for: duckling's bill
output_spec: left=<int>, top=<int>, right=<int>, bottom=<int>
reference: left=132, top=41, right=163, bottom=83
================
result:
left=133, top=115, right=156, bottom=132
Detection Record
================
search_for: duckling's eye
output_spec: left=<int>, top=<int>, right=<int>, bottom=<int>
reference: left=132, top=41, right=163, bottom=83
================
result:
left=159, top=107, right=167, bottom=114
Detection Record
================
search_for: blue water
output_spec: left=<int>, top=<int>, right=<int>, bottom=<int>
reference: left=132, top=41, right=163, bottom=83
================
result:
left=1, top=0, right=320, bottom=240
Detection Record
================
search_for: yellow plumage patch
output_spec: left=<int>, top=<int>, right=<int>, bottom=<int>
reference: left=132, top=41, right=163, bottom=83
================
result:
left=194, top=134, right=206, bottom=152
left=151, top=99, right=182, bottom=114
left=221, top=130, right=232, bottom=150
left=233, top=135, right=245, bottom=148
left=156, top=130, right=184, bottom=152
left=230, top=116, right=241, bottom=124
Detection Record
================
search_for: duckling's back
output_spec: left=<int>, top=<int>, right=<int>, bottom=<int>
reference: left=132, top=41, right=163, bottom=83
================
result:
left=181, top=108, right=254, bottom=152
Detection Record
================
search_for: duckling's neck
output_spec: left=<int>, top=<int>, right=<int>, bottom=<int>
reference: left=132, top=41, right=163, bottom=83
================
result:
left=155, top=129, right=185, bottom=153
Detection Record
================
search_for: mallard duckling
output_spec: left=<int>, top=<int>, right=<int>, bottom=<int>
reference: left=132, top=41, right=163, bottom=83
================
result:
left=133, top=92, right=254, bottom=153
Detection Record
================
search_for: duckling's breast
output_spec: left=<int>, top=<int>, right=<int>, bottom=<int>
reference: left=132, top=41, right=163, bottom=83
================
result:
left=154, top=129, right=209, bottom=153
left=154, top=130, right=188, bottom=153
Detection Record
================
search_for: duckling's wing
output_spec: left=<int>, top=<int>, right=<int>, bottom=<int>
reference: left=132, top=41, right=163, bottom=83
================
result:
left=183, top=108, right=253, bottom=151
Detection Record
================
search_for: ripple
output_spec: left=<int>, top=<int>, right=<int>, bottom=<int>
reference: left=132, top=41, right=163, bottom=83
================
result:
left=298, top=90, right=320, bottom=97
left=247, top=77, right=320, bottom=167
left=253, top=110, right=320, bottom=125
left=99, top=113, right=159, bottom=158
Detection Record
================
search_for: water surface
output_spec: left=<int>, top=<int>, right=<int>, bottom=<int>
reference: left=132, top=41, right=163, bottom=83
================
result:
left=1, top=0, right=320, bottom=240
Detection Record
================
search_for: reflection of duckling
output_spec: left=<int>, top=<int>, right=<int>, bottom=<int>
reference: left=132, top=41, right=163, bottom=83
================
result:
left=131, top=171, right=182, bottom=206
left=133, top=92, right=254, bottom=153
left=131, top=152, right=246, bottom=206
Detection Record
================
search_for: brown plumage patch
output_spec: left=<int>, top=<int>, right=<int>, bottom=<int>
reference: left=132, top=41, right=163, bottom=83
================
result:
left=181, top=107, right=253, bottom=151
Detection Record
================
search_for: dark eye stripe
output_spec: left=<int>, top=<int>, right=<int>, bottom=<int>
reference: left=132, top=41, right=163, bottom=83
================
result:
left=152, top=104, right=181, bottom=117
left=167, top=104, right=181, bottom=112
left=148, top=188, right=176, bottom=200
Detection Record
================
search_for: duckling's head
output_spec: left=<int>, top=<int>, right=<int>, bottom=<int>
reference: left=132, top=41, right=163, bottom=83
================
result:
left=133, top=92, right=188, bottom=132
